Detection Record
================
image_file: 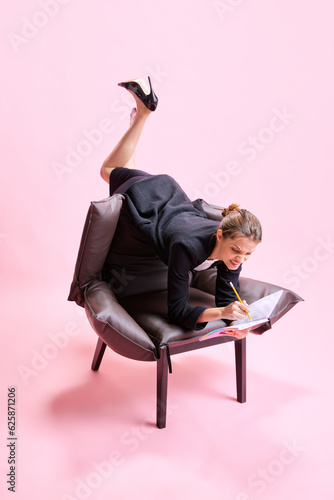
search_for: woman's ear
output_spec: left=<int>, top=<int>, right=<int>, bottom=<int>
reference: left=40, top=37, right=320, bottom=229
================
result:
left=216, top=229, right=223, bottom=240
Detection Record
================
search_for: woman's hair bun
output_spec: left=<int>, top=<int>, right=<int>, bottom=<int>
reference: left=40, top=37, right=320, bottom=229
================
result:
left=221, top=203, right=241, bottom=218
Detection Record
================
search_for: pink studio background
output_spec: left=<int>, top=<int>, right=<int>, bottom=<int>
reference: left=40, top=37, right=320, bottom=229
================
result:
left=1, top=1, right=333, bottom=499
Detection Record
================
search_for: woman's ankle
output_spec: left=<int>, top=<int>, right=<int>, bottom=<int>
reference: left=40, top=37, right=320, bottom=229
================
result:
left=130, top=107, right=151, bottom=127
left=135, top=102, right=152, bottom=119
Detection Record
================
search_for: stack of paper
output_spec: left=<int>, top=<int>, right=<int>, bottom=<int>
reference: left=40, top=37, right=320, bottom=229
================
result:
left=199, top=290, right=283, bottom=341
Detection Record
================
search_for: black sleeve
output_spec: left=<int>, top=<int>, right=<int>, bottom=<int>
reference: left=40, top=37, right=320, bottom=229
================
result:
left=167, top=242, right=208, bottom=331
left=215, top=262, right=242, bottom=326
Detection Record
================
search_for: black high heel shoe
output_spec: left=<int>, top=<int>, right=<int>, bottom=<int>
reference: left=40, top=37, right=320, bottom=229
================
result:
left=118, top=76, right=158, bottom=111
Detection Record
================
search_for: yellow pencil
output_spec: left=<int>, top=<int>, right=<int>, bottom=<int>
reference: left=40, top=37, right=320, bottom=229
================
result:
left=229, top=281, right=252, bottom=320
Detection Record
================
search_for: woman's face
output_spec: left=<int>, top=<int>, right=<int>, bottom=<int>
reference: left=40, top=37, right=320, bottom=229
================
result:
left=211, top=230, right=259, bottom=270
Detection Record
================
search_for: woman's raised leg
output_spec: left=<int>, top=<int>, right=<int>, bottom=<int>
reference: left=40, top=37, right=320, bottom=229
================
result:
left=121, top=108, right=138, bottom=170
left=100, top=97, right=152, bottom=183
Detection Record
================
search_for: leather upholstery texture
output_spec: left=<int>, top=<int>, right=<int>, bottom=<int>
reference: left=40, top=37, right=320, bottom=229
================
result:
left=68, top=195, right=303, bottom=361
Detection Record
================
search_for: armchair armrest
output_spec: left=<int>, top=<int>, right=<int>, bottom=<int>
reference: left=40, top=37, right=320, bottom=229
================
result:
left=84, top=279, right=157, bottom=362
left=191, top=269, right=303, bottom=333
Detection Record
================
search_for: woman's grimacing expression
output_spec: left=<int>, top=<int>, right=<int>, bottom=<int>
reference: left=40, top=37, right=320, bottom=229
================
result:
left=209, top=230, right=259, bottom=270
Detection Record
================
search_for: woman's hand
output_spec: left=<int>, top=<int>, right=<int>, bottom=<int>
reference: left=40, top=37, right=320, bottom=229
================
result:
left=220, top=300, right=250, bottom=321
left=220, top=326, right=251, bottom=340
left=197, top=301, right=250, bottom=325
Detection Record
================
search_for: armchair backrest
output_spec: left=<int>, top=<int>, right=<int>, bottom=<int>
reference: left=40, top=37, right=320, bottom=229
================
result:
left=68, top=195, right=223, bottom=307
left=68, top=194, right=124, bottom=306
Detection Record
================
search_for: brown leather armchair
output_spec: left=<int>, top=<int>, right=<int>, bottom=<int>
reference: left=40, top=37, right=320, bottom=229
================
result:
left=68, top=194, right=303, bottom=428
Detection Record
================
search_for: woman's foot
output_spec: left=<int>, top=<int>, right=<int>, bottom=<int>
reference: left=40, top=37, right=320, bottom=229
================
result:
left=118, top=76, right=158, bottom=112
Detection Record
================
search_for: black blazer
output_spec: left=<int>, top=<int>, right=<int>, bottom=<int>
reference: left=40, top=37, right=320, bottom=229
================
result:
left=105, top=174, right=241, bottom=331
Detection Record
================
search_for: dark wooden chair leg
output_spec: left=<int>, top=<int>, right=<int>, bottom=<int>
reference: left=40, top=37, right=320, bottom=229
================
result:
left=91, top=337, right=107, bottom=371
left=235, top=338, right=246, bottom=403
left=156, top=345, right=169, bottom=429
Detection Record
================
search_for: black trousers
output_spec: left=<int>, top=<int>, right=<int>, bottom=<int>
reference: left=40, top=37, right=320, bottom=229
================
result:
left=109, top=167, right=152, bottom=195
left=103, top=167, right=169, bottom=297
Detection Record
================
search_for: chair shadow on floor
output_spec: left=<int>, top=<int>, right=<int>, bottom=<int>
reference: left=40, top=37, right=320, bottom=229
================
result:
left=49, top=341, right=312, bottom=429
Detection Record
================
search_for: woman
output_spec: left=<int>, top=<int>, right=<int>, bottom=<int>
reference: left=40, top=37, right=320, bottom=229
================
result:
left=100, top=76, right=262, bottom=335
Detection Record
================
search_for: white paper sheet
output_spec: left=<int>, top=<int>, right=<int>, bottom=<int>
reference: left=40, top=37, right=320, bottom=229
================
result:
left=234, top=289, right=284, bottom=326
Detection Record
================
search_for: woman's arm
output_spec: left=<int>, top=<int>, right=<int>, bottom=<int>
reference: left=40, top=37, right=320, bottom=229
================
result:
left=197, top=300, right=250, bottom=323
left=167, top=243, right=250, bottom=330
left=213, top=261, right=249, bottom=325
left=167, top=244, right=207, bottom=330
left=197, top=260, right=251, bottom=324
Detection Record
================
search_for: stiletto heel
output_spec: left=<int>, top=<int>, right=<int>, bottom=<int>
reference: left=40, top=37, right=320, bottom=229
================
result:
left=118, top=76, right=158, bottom=111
